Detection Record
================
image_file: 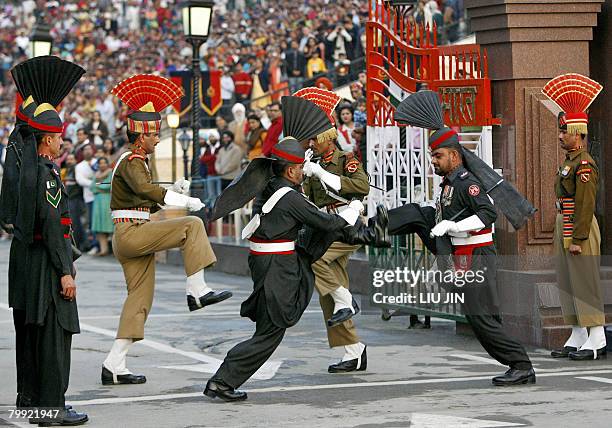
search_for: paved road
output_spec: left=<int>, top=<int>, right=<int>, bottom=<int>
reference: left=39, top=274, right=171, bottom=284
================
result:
left=0, top=240, right=610, bottom=428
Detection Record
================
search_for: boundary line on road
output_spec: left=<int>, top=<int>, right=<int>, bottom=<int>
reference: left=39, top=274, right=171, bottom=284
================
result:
left=62, top=368, right=612, bottom=406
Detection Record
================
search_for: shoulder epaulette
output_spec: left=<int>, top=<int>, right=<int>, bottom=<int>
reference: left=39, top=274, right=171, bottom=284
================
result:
left=128, top=154, right=146, bottom=162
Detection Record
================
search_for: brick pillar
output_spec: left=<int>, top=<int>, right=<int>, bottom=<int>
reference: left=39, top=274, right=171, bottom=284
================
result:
left=464, top=0, right=606, bottom=347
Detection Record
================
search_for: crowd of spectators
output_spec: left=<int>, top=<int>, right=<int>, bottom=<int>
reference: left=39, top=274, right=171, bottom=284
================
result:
left=0, top=0, right=467, bottom=238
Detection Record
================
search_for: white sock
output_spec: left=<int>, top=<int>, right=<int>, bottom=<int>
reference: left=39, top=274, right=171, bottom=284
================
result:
left=103, top=339, right=133, bottom=375
left=186, top=270, right=213, bottom=298
left=564, top=326, right=588, bottom=348
left=580, top=326, right=607, bottom=352
left=342, top=342, right=365, bottom=362
left=330, top=287, right=353, bottom=313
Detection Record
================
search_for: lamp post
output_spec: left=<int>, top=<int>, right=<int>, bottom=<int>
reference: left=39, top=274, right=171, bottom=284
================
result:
left=180, top=0, right=214, bottom=185
left=167, top=113, right=180, bottom=182
left=178, top=129, right=191, bottom=180
left=29, top=20, right=53, bottom=58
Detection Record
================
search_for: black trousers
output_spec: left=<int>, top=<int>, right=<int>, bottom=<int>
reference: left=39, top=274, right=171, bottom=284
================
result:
left=23, top=304, right=72, bottom=408
left=212, top=290, right=285, bottom=388
left=387, top=203, right=532, bottom=370
left=13, top=309, right=31, bottom=407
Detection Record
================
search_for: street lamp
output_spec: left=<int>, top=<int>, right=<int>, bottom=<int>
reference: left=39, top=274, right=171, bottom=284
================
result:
left=29, top=20, right=53, bottom=58
left=167, top=113, right=180, bottom=182
left=180, top=0, right=214, bottom=184
left=178, top=129, right=191, bottom=180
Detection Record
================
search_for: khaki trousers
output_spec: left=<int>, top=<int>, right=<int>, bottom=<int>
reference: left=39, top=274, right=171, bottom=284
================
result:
left=554, top=214, right=604, bottom=327
left=112, top=216, right=216, bottom=340
left=312, top=242, right=362, bottom=347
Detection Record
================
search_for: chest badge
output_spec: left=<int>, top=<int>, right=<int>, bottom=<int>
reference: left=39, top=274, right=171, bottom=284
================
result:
left=561, top=166, right=571, bottom=177
left=46, top=180, right=57, bottom=189
left=580, top=173, right=590, bottom=183
left=468, top=185, right=480, bottom=196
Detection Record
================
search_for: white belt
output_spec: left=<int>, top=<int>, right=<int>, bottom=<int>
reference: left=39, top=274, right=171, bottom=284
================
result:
left=451, top=233, right=493, bottom=246
left=249, top=241, right=295, bottom=253
left=111, top=210, right=151, bottom=220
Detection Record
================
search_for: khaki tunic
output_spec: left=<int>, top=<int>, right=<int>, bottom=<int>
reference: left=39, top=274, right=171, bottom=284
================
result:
left=303, top=148, right=369, bottom=347
left=553, top=148, right=603, bottom=327
left=111, top=148, right=216, bottom=340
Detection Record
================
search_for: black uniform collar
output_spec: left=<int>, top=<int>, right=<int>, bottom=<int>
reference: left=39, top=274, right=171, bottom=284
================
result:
left=443, top=165, right=468, bottom=185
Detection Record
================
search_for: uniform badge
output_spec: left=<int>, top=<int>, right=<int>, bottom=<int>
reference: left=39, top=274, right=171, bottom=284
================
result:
left=580, top=173, right=590, bottom=183
left=46, top=189, right=61, bottom=208
left=345, top=160, right=359, bottom=174
left=468, top=185, right=480, bottom=196
left=561, top=166, right=571, bottom=176
left=46, top=180, right=57, bottom=189
left=580, top=160, right=588, bottom=165
left=460, top=171, right=469, bottom=179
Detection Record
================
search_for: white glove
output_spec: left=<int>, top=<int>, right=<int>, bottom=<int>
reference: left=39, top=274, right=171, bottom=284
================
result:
left=304, top=148, right=314, bottom=163
left=303, top=161, right=341, bottom=191
left=164, top=190, right=204, bottom=211
left=303, top=161, right=323, bottom=178
left=338, top=206, right=359, bottom=226
left=186, top=197, right=205, bottom=212
left=348, top=199, right=364, bottom=214
left=430, top=220, right=456, bottom=237
left=170, top=178, right=191, bottom=195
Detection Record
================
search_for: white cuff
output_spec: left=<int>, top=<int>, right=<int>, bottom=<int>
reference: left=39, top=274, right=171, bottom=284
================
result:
left=452, top=215, right=485, bottom=233
left=320, top=170, right=342, bottom=191
left=338, top=207, right=359, bottom=226
left=164, top=190, right=190, bottom=208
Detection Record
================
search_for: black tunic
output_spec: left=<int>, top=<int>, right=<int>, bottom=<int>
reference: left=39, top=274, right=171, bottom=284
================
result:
left=12, top=157, right=80, bottom=333
left=240, top=176, right=348, bottom=328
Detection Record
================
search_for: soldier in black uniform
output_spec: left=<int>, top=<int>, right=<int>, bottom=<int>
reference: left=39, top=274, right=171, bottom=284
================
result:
left=204, top=96, right=389, bottom=401
left=10, top=56, right=88, bottom=425
left=387, top=91, right=536, bottom=386
left=1, top=92, right=37, bottom=409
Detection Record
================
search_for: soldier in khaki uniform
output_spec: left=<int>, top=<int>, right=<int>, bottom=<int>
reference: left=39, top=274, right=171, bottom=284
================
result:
left=302, top=123, right=370, bottom=373
left=542, top=74, right=606, bottom=361
left=101, top=75, right=232, bottom=385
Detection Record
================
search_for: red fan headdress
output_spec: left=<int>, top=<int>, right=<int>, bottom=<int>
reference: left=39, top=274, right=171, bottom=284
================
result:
left=292, top=87, right=340, bottom=143
left=541, top=73, right=603, bottom=135
left=110, top=74, right=184, bottom=134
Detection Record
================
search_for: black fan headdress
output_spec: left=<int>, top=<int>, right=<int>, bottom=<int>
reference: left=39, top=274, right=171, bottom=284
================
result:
left=395, top=90, right=536, bottom=230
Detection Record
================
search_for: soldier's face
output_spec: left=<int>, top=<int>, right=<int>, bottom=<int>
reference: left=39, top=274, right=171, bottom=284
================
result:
left=286, top=163, right=304, bottom=185
left=431, top=148, right=459, bottom=176
left=559, top=129, right=581, bottom=151
left=141, top=132, right=160, bottom=154
left=45, top=133, right=63, bottom=158
left=309, top=138, right=331, bottom=155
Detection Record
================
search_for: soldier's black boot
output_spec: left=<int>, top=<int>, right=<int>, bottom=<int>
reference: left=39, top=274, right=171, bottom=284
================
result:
left=342, top=204, right=390, bottom=248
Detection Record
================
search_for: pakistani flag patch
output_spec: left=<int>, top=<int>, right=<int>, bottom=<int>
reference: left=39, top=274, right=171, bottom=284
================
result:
left=46, top=180, right=57, bottom=189
left=46, top=189, right=61, bottom=208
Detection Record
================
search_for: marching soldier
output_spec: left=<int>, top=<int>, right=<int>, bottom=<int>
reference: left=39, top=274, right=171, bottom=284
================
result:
left=389, top=90, right=536, bottom=386
left=297, top=88, right=370, bottom=373
left=10, top=56, right=88, bottom=425
left=204, top=96, right=389, bottom=401
left=542, top=74, right=606, bottom=360
left=101, top=74, right=232, bottom=385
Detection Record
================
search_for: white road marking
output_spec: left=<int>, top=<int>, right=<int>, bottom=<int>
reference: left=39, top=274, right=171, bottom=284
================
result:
left=0, top=303, right=282, bottom=380
left=66, top=368, right=612, bottom=406
left=450, top=354, right=505, bottom=367
left=409, top=413, right=524, bottom=427
left=576, top=376, right=612, bottom=384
